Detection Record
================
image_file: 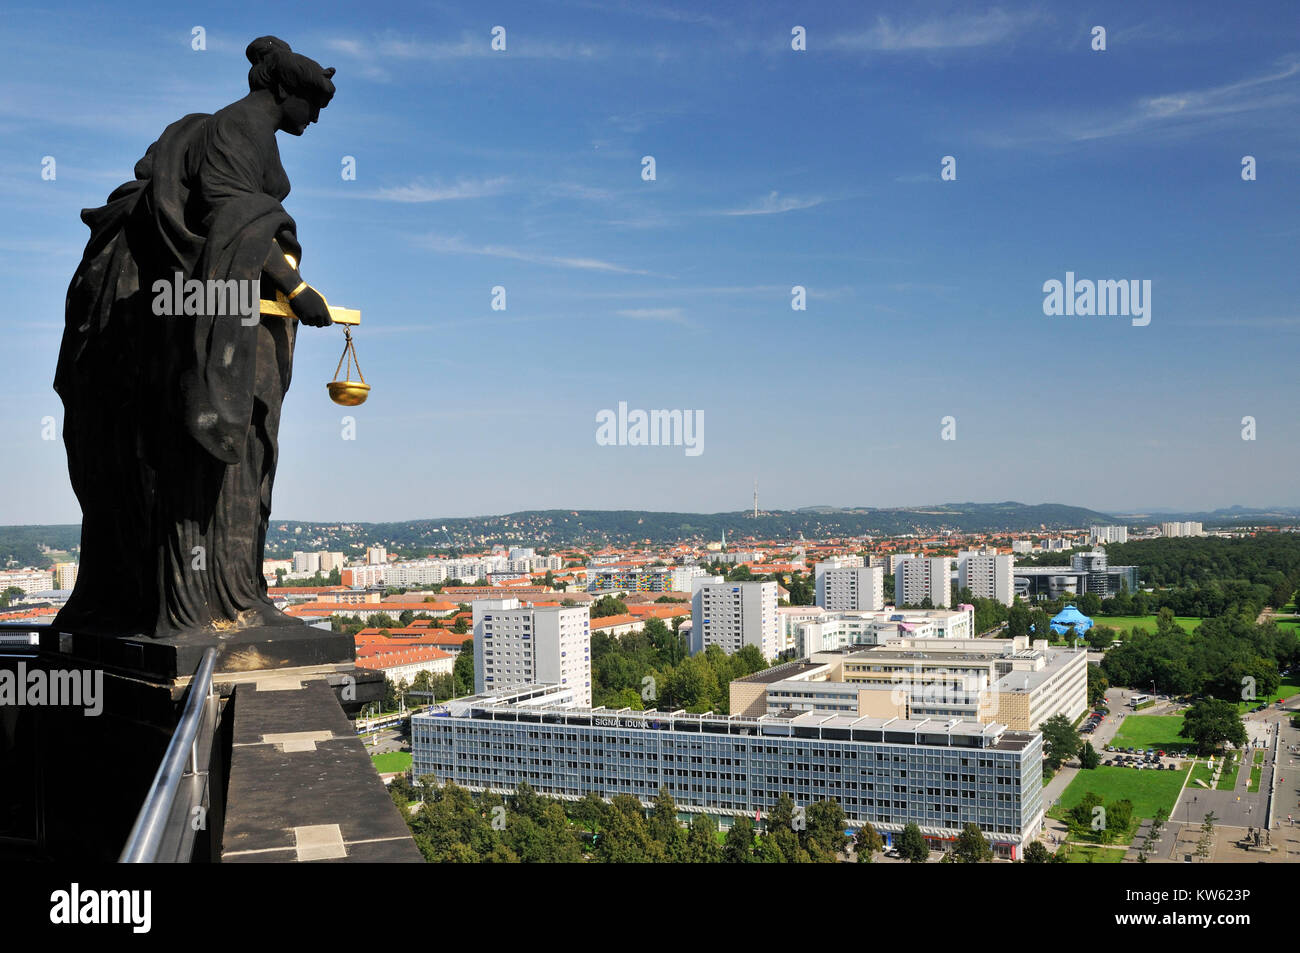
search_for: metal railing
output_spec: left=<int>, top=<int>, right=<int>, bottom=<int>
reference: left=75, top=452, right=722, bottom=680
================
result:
left=120, top=647, right=221, bottom=863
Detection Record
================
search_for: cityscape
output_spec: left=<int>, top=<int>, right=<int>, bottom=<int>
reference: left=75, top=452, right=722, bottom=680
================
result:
left=0, top=0, right=1294, bottom=933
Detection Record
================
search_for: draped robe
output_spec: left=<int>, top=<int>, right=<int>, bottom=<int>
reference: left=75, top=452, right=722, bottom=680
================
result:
left=54, top=106, right=303, bottom=637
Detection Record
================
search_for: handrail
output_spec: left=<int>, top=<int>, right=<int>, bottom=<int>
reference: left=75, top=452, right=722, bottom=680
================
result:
left=120, top=647, right=219, bottom=863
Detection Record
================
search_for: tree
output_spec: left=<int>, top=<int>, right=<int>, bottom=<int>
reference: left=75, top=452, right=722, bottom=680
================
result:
left=1040, top=713, right=1080, bottom=771
left=805, top=800, right=849, bottom=862
left=1007, top=602, right=1030, bottom=639
left=591, top=594, right=629, bottom=619
left=723, top=817, right=757, bottom=863
left=1086, top=625, right=1115, bottom=652
left=452, top=640, right=474, bottom=697
left=1071, top=791, right=1105, bottom=829
left=596, top=795, right=661, bottom=863
left=571, top=791, right=607, bottom=833
left=684, top=814, right=721, bottom=863
left=1180, top=698, right=1248, bottom=755
left=1197, top=811, right=1217, bottom=862
left=1086, top=664, right=1110, bottom=707
left=952, top=823, right=993, bottom=863
left=1022, top=841, right=1051, bottom=864
left=1079, top=741, right=1100, bottom=770
left=854, top=822, right=884, bottom=862
left=897, top=823, right=929, bottom=863
left=649, top=787, right=685, bottom=861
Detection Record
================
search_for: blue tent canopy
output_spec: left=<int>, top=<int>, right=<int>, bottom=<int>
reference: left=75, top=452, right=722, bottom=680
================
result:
left=1050, top=604, right=1093, bottom=635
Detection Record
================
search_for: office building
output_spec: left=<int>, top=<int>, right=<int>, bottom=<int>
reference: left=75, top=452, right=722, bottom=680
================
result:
left=473, top=598, right=592, bottom=706
left=731, top=636, right=1087, bottom=732
left=1013, top=551, right=1137, bottom=601
left=411, top=683, right=1044, bottom=858
left=795, top=606, right=975, bottom=655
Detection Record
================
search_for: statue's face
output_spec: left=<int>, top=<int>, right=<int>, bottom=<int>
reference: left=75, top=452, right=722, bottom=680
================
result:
left=278, top=92, right=322, bottom=136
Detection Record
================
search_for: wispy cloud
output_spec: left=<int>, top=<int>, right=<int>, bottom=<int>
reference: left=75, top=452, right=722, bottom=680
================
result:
left=324, top=31, right=608, bottom=70
left=718, top=191, right=823, bottom=216
left=362, top=177, right=510, bottom=203
left=1068, top=58, right=1300, bottom=141
left=828, top=9, right=1033, bottom=52
left=615, top=307, right=689, bottom=324
left=417, top=233, right=654, bottom=275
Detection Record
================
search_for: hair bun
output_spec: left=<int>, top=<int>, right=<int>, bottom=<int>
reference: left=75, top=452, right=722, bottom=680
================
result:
left=246, top=35, right=292, bottom=65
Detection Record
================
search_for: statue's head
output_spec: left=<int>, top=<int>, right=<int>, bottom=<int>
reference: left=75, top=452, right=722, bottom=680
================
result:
left=246, top=36, right=336, bottom=136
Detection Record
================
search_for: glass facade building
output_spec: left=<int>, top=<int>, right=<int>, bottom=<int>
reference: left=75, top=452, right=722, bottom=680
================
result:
left=412, top=686, right=1044, bottom=857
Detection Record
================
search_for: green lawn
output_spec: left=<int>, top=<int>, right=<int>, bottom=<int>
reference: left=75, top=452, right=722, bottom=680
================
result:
left=1248, top=761, right=1264, bottom=794
left=1236, top=676, right=1300, bottom=713
left=1108, top=715, right=1189, bottom=753
left=1059, top=843, right=1127, bottom=864
left=1093, top=615, right=1201, bottom=637
left=1189, top=761, right=1215, bottom=788
left=371, top=751, right=412, bottom=773
left=1215, top=751, right=1239, bottom=790
left=1055, top=764, right=1191, bottom=828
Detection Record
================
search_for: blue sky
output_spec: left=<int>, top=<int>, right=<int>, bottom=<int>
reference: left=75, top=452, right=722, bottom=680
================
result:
left=1, top=1, right=1298, bottom=524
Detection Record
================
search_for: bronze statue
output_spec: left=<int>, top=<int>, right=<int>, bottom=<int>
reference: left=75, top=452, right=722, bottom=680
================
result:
left=54, top=37, right=338, bottom=639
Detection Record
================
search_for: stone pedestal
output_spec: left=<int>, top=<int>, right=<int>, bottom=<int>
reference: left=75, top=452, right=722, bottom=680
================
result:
left=2, top=621, right=410, bottom=862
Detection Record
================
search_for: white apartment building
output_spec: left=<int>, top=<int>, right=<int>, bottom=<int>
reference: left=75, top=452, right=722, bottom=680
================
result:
left=796, top=606, right=975, bottom=655
left=888, top=553, right=915, bottom=574
left=52, top=562, right=79, bottom=590
left=690, top=581, right=780, bottom=660
left=473, top=598, right=592, bottom=705
left=292, top=551, right=322, bottom=575
left=1161, top=521, right=1204, bottom=538
left=1011, top=540, right=1033, bottom=554
left=776, top=605, right=826, bottom=654
left=815, top=555, right=864, bottom=571
left=0, top=569, right=55, bottom=594
left=1089, top=525, right=1129, bottom=545
left=894, top=556, right=952, bottom=608
left=367, top=545, right=388, bottom=565
left=815, top=565, right=885, bottom=612
left=958, top=553, right=1014, bottom=606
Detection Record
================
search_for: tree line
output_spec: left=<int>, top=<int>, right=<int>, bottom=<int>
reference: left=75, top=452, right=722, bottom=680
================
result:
left=1101, top=609, right=1298, bottom=700
left=390, top=778, right=1005, bottom=863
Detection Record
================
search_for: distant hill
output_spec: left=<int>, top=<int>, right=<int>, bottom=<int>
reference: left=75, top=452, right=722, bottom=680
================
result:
left=1, top=503, right=1116, bottom=565
left=256, top=501, right=1115, bottom=555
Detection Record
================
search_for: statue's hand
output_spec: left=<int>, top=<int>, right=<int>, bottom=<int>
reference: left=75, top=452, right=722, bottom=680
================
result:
left=290, top=286, right=333, bottom=327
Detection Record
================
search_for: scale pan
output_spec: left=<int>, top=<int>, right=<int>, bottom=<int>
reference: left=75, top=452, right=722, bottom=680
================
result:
left=328, top=380, right=370, bottom=406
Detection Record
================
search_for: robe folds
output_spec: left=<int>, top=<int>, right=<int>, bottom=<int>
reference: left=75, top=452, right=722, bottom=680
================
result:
left=54, top=107, right=304, bottom=636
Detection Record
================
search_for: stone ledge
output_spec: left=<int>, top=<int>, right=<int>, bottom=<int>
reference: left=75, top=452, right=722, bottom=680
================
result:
left=221, top=678, right=423, bottom=863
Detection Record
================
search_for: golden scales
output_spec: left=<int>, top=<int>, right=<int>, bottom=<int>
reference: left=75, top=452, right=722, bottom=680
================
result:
left=259, top=255, right=369, bottom=406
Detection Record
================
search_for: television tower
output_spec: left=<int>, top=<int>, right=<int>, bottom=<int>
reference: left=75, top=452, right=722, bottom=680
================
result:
left=753, top=478, right=759, bottom=520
